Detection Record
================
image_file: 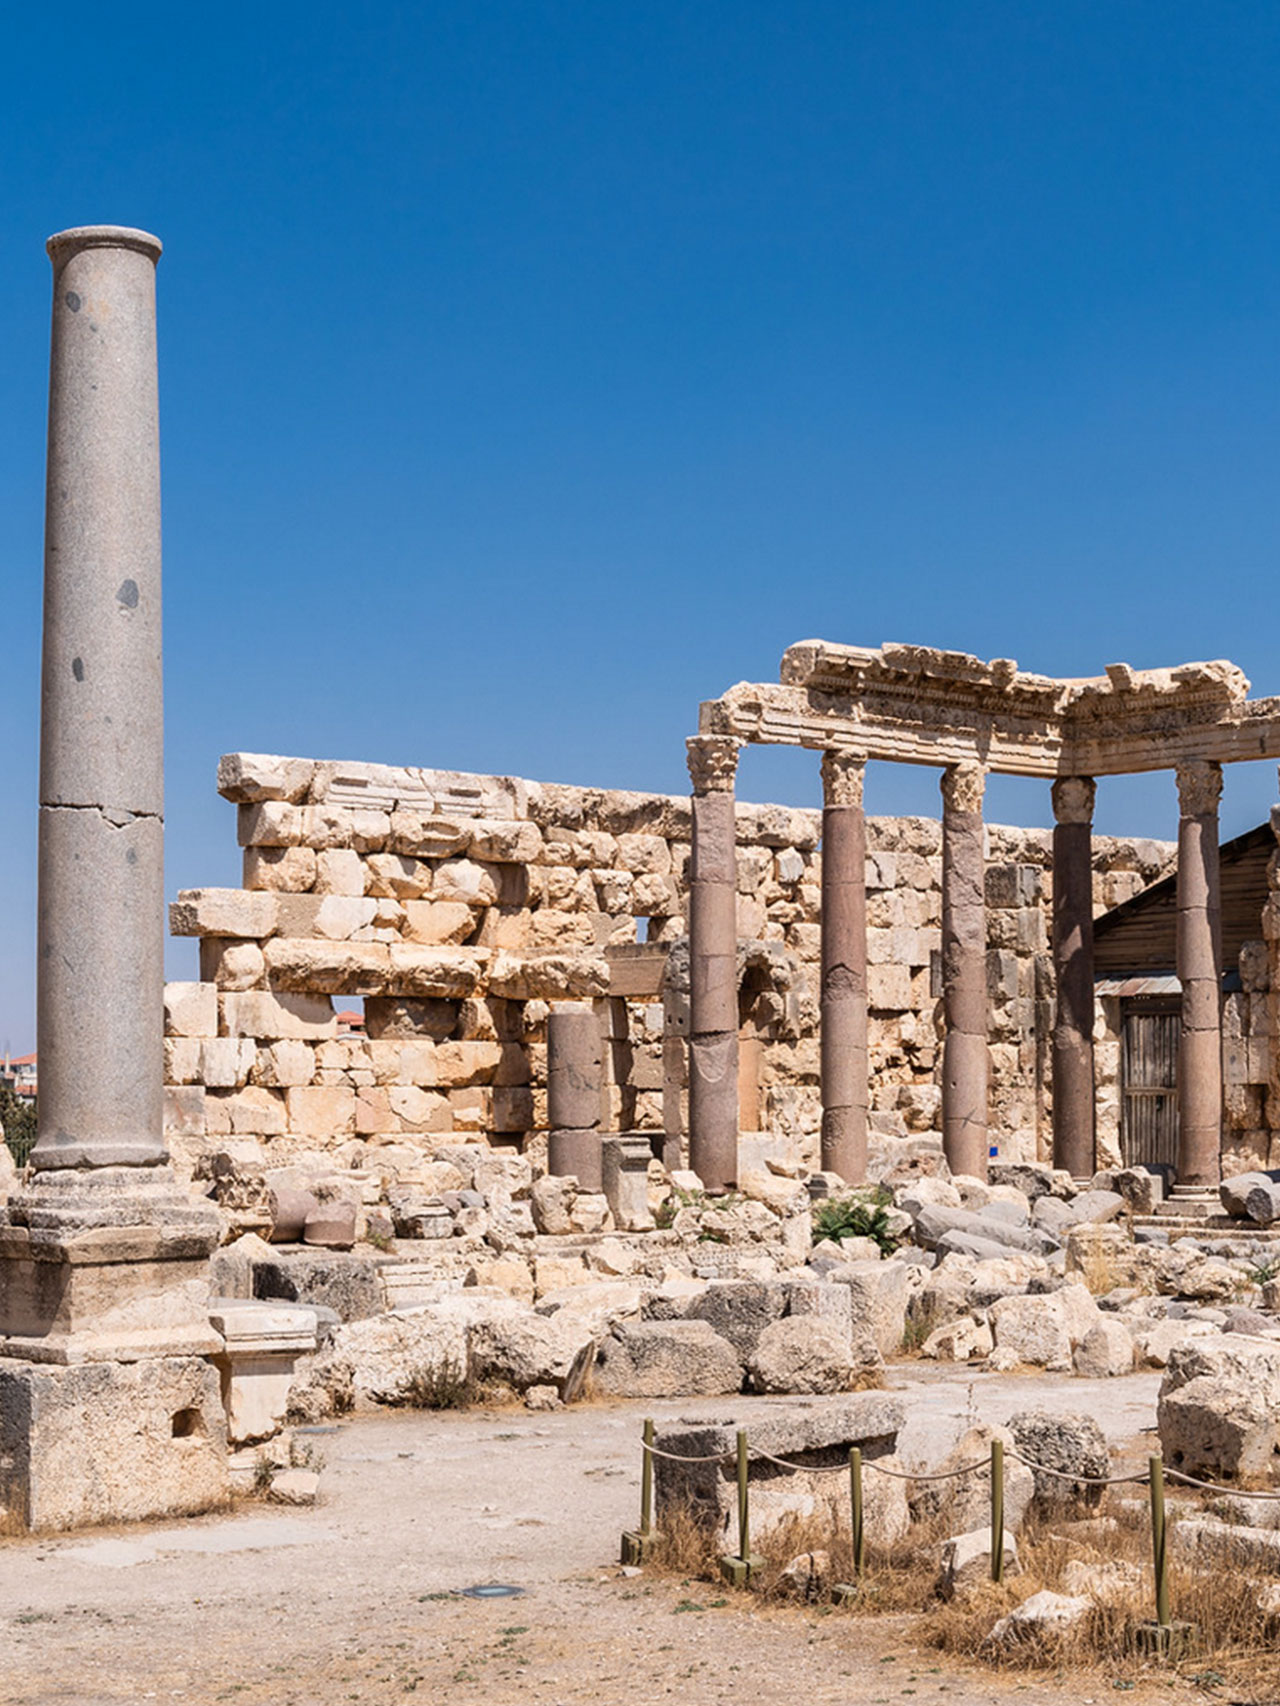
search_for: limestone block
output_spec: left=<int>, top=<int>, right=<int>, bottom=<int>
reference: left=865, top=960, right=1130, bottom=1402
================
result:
left=304, top=1200, right=357, bottom=1249
left=313, top=849, right=367, bottom=896
left=922, top=1316, right=993, bottom=1361
left=868, top=964, right=912, bottom=1010
left=432, top=1040, right=503, bottom=1086
left=1073, top=1319, right=1135, bottom=1377
left=432, top=858, right=500, bottom=907
left=748, top=1316, right=872, bottom=1394
left=365, top=853, right=430, bottom=899
left=468, top=820, right=543, bottom=864
left=252, top=1039, right=317, bottom=1089
left=363, top=997, right=457, bottom=1040
left=938, top=1529, right=1021, bottom=1599
left=1006, top=1410, right=1109, bottom=1509
left=487, top=952, right=610, bottom=1000
left=527, top=910, right=597, bottom=952
left=0, top=1357, right=230, bottom=1532
left=218, top=752, right=314, bottom=804
left=199, top=1037, right=256, bottom=1090
left=988, top=1590, right=1090, bottom=1645
left=633, top=873, right=679, bottom=914
left=828, top=1260, right=911, bottom=1359
left=237, top=800, right=306, bottom=847
left=401, top=900, right=476, bottom=945
left=262, top=938, right=390, bottom=995
left=387, top=812, right=471, bottom=858
left=220, top=1086, right=288, bottom=1137
left=163, top=981, right=218, bottom=1040
left=170, top=888, right=279, bottom=940
left=594, top=1320, right=743, bottom=1397
left=313, top=896, right=380, bottom=941
left=244, top=846, right=317, bottom=892
left=593, top=868, right=634, bottom=911
left=616, top=833, right=671, bottom=875
left=536, top=865, right=597, bottom=909
left=386, top=945, right=488, bottom=997
left=492, top=1086, right=535, bottom=1131
left=163, top=1036, right=202, bottom=1086
left=199, top=939, right=267, bottom=991
left=285, top=1085, right=356, bottom=1140
left=164, top=1085, right=206, bottom=1139
left=469, top=1311, right=595, bottom=1400
left=386, top=1085, right=449, bottom=1131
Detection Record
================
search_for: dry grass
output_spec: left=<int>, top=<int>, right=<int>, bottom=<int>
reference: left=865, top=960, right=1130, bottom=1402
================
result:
left=645, top=1486, right=1280, bottom=1694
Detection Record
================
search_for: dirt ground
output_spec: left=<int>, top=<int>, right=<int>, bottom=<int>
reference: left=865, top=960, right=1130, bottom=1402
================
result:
left=0, top=1365, right=1223, bottom=1706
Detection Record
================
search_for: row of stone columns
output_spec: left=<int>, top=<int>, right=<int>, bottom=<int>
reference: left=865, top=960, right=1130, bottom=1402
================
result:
left=682, top=736, right=1226, bottom=1193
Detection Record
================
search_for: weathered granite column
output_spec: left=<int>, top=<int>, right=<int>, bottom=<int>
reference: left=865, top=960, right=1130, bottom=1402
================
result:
left=1175, top=759, right=1224, bottom=1191
left=819, top=751, right=868, bottom=1183
left=0, top=229, right=226, bottom=1531
left=32, top=227, right=169, bottom=1177
left=940, top=761, right=988, bottom=1180
left=1051, top=776, right=1097, bottom=1179
left=686, top=734, right=740, bottom=1192
left=547, top=1004, right=604, bottom=1191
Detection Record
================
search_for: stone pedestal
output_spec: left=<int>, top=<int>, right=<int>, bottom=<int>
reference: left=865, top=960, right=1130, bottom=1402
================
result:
left=208, top=1299, right=319, bottom=1447
left=819, top=752, right=868, bottom=1183
left=1051, top=777, right=1097, bottom=1179
left=0, top=227, right=227, bottom=1530
left=546, top=1004, right=604, bottom=1191
left=1175, top=761, right=1224, bottom=1190
left=687, top=736, right=740, bottom=1192
left=940, top=763, right=988, bottom=1180
left=601, top=1134, right=656, bottom=1232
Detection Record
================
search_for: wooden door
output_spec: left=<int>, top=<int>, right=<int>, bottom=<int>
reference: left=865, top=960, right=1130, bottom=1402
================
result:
left=1120, top=999, right=1179, bottom=1169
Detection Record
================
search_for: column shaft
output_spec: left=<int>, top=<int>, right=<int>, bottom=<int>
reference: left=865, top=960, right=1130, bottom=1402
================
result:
left=820, top=752, right=868, bottom=1182
left=941, top=763, right=988, bottom=1180
left=1051, top=777, right=1097, bottom=1178
left=686, top=736, right=740, bottom=1191
left=547, top=1005, right=604, bottom=1191
left=1176, top=761, right=1224, bottom=1190
left=34, top=228, right=167, bottom=1171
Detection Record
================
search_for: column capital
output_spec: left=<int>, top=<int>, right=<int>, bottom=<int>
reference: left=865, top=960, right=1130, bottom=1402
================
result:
left=940, top=760, right=985, bottom=814
left=1176, top=759, right=1223, bottom=818
left=821, top=750, right=865, bottom=809
left=1051, top=775, right=1096, bottom=825
left=686, top=735, right=739, bottom=795
left=47, top=225, right=163, bottom=268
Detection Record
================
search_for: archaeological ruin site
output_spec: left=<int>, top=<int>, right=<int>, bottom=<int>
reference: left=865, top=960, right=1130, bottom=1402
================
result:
left=12, top=225, right=1280, bottom=1688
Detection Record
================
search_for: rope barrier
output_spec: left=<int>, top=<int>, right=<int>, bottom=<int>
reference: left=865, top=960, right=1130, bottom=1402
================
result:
left=1164, top=1467, right=1280, bottom=1499
left=646, top=1437, right=1147, bottom=1487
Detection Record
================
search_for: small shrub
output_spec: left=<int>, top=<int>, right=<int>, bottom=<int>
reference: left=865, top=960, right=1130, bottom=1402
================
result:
left=655, top=1186, right=706, bottom=1230
left=0, top=1088, right=36, bottom=1168
left=813, top=1187, right=899, bottom=1255
left=399, top=1360, right=485, bottom=1410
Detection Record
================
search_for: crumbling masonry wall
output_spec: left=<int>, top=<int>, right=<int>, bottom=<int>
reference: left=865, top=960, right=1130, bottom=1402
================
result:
left=162, top=754, right=1173, bottom=1180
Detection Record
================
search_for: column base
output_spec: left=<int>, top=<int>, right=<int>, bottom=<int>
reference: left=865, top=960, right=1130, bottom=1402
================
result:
left=0, top=1353, right=230, bottom=1533
left=0, top=1164, right=223, bottom=1363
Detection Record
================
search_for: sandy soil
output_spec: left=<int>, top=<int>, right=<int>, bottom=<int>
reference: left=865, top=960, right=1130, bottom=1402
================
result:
left=0, top=1365, right=1214, bottom=1706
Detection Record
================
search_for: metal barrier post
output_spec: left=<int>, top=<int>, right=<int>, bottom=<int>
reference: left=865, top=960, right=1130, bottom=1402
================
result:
left=620, top=1417, right=659, bottom=1564
left=1150, top=1454, right=1169, bottom=1628
left=851, top=1447, right=865, bottom=1578
left=991, top=1438, right=1005, bottom=1583
left=719, top=1428, right=763, bottom=1587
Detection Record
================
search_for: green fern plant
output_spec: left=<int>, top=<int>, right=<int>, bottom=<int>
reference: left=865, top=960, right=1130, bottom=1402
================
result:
left=811, top=1187, right=899, bottom=1256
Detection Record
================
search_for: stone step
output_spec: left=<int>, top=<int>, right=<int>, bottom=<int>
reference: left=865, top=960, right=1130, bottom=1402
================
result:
left=1131, top=1215, right=1280, bottom=1244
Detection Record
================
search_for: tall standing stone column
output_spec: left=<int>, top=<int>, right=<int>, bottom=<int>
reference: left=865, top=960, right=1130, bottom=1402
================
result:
left=547, top=1004, right=604, bottom=1191
left=32, top=227, right=169, bottom=1176
left=686, top=735, right=740, bottom=1192
left=1176, top=760, right=1224, bottom=1191
left=819, top=751, right=868, bottom=1183
left=940, top=761, right=988, bottom=1180
left=1051, top=776, right=1097, bottom=1179
left=0, top=229, right=227, bottom=1532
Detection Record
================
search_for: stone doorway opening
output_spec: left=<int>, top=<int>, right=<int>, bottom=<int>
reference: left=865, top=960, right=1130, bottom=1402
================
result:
left=1119, top=996, right=1180, bottom=1170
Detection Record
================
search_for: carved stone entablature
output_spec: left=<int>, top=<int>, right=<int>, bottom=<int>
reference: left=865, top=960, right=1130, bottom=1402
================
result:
left=1051, top=776, right=1096, bottom=826
left=940, top=761, right=986, bottom=815
left=698, top=639, right=1279, bottom=780
left=1176, top=759, right=1224, bottom=818
left=821, top=751, right=865, bottom=809
left=686, top=735, right=739, bottom=795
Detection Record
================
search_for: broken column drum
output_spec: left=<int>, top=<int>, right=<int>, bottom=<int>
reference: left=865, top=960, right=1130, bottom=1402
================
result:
left=940, top=761, right=988, bottom=1180
left=1051, top=776, right=1097, bottom=1179
left=686, top=734, right=740, bottom=1193
left=1175, top=760, right=1224, bottom=1191
left=546, top=1004, right=604, bottom=1192
left=819, top=751, right=868, bottom=1183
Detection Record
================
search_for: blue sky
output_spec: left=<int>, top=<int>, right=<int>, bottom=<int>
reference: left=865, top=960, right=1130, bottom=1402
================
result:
left=2, top=1, right=1279, bottom=1048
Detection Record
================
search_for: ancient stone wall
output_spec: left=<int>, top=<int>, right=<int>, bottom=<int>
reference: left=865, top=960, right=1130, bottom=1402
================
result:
left=162, top=754, right=1173, bottom=1181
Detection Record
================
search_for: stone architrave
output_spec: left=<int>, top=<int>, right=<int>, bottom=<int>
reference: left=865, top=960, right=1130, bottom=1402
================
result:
left=1175, top=760, right=1224, bottom=1191
left=686, top=735, right=740, bottom=1192
left=940, top=762, right=988, bottom=1180
left=1051, top=776, right=1097, bottom=1179
left=547, top=1004, right=604, bottom=1192
left=0, top=228, right=226, bottom=1532
left=819, top=752, right=868, bottom=1183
